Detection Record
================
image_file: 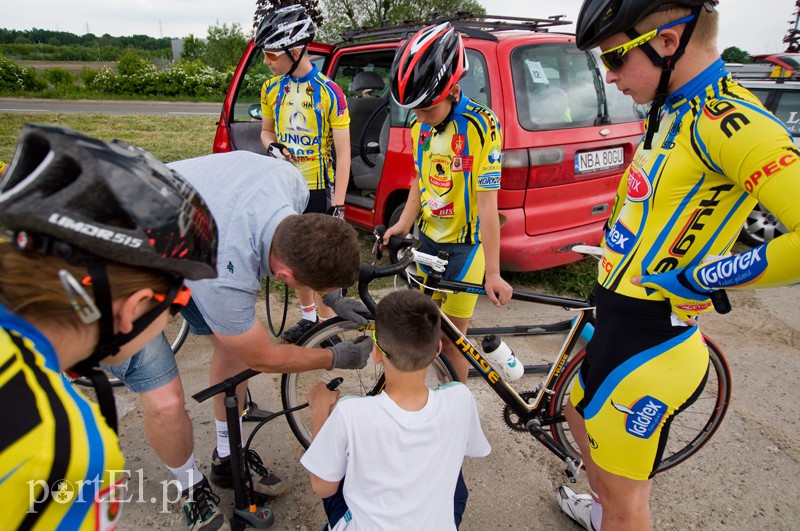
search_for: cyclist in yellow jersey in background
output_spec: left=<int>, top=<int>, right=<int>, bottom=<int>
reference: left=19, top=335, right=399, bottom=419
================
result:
left=557, top=1, right=800, bottom=530
left=257, top=5, right=352, bottom=344
left=0, top=125, right=218, bottom=529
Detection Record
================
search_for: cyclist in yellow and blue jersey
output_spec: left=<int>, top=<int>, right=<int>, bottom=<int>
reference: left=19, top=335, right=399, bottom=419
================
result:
left=556, top=1, right=800, bottom=530
left=0, top=125, right=219, bottom=529
left=260, top=67, right=349, bottom=194
left=257, top=5, right=352, bottom=344
left=384, top=22, right=512, bottom=386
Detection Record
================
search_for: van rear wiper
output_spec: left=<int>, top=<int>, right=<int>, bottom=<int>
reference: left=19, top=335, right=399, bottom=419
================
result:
left=588, top=52, right=610, bottom=125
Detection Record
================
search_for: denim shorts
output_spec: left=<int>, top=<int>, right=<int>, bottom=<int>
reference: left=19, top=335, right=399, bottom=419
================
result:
left=180, top=295, right=213, bottom=336
left=104, top=297, right=211, bottom=392
left=104, top=331, right=179, bottom=393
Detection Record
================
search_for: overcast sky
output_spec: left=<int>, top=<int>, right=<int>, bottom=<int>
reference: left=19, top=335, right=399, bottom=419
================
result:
left=3, top=0, right=794, bottom=55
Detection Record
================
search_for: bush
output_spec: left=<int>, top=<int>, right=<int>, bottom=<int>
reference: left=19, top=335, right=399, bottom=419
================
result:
left=117, top=49, right=150, bottom=76
left=43, top=67, right=75, bottom=87
left=0, top=54, right=46, bottom=92
left=80, top=67, right=101, bottom=87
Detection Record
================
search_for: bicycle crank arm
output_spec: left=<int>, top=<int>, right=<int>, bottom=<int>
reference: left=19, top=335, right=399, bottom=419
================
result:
left=527, top=423, right=582, bottom=482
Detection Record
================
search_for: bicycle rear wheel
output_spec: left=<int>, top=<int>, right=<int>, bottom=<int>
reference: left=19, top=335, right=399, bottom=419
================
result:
left=548, top=335, right=731, bottom=475
left=281, top=317, right=458, bottom=449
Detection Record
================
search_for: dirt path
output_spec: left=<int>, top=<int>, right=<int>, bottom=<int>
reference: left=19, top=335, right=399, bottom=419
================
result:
left=115, top=284, right=800, bottom=530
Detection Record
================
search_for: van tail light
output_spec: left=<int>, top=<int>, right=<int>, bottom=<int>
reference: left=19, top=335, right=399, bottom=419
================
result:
left=502, top=147, right=577, bottom=189
left=500, top=149, right=529, bottom=190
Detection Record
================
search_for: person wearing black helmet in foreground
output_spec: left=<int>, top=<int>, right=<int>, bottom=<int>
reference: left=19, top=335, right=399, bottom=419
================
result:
left=560, top=1, right=800, bottom=529
left=0, top=124, right=218, bottom=528
left=256, top=5, right=353, bottom=345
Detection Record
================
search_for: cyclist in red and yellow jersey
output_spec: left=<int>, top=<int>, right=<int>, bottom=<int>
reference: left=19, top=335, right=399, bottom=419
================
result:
left=557, top=1, right=800, bottom=530
left=0, top=125, right=218, bottom=529
left=384, top=22, right=513, bottom=384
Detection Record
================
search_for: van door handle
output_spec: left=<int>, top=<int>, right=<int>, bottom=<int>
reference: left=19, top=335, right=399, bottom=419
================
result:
left=591, top=204, right=609, bottom=215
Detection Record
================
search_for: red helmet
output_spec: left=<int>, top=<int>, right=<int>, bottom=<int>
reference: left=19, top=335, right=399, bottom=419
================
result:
left=390, top=22, right=468, bottom=109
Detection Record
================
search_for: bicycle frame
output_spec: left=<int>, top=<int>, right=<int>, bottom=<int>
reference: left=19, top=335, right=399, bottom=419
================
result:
left=359, top=256, right=591, bottom=479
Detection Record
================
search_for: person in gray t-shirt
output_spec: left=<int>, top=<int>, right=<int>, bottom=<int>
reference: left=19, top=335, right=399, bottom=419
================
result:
left=107, top=151, right=372, bottom=529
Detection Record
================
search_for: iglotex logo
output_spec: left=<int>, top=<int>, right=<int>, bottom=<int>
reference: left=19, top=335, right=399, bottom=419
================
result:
left=612, top=396, right=668, bottom=439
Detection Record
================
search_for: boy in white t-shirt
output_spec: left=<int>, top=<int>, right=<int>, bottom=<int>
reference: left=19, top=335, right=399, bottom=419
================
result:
left=301, top=289, right=491, bottom=530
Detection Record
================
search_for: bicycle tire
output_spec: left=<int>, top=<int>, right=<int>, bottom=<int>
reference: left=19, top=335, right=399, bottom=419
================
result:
left=281, top=317, right=459, bottom=449
left=547, top=335, right=731, bottom=475
left=70, top=314, right=190, bottom=388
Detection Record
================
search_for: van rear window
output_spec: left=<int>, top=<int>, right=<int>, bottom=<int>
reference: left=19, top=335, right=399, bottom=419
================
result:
left=511, top=43, right=643, bottom=131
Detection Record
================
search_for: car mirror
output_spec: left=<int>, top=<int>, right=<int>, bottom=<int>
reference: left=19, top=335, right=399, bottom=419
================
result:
left=248, top=104, right=263, bottom=121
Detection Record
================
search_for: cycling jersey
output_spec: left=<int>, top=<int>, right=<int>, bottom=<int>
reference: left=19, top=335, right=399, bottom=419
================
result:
left=261, top=65, right=350, bottom=191
left=599, top=59, right=800, bottom=298
left=0, top=304, right=125, bottom=529
left=411, top=93, right=503, bottom=245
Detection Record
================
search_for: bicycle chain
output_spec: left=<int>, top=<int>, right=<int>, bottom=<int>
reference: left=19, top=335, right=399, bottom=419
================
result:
left=502, top=391, right=539, bottom=432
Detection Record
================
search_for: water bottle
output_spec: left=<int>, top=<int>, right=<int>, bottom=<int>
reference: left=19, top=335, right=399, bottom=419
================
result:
left=481, top=335, right=524, bottom=381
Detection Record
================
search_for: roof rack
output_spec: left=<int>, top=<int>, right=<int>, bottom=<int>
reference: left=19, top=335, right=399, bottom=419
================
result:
left=336, top=12, right=572, bottom=45
left=726, top=62, right=800, bottom=81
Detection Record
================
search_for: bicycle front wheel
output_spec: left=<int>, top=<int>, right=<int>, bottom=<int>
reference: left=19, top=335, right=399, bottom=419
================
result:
left=548, top=336, right=731, bottom=475
left=281, top=317, right=458, bottom=449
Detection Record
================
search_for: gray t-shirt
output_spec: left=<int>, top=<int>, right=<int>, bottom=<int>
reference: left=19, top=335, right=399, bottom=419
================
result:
left=168, top=151, right=309, bottom=335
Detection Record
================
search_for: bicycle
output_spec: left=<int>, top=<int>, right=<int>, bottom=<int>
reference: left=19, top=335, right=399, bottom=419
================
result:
left=280, top=236, right=732, bottom=480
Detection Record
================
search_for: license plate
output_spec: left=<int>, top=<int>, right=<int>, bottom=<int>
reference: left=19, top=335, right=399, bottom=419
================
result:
left=574, top=147, right=624, bottom=174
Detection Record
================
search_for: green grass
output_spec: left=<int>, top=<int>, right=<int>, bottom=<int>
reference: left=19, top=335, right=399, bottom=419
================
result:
left=0, top=88, right=225, bottom=103
left=0, top=111, right=597, bottom=297
left=0, top=112, right=218, bottom=163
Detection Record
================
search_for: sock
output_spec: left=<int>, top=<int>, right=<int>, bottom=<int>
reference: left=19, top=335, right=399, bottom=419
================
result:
left=215, top=418, right=243, bottom=459
left=301, top=303, right=316, bottom=322
left=167, top=454, right=203, bottom=493
left=590, top=489, right=602, bottom=531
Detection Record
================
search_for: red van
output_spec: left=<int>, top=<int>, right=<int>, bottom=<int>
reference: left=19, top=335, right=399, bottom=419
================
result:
left=213, top=15, right=645, bottom=271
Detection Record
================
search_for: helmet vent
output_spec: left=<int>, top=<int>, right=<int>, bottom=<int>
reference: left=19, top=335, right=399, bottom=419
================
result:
left=38, top=156, right=82, bottom=199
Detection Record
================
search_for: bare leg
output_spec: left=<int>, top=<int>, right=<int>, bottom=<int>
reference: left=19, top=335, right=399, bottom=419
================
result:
left=209, top=335, right=250, bottom=423
left=316, top=291, right=335, bottom=320
left=442, top=313, right=471, bottom=383
left=140, top=376, right=193, bottom=468
left=565, top=402, right=652, bottom=530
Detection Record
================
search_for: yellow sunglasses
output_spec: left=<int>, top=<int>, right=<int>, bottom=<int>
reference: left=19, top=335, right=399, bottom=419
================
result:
left=600, top=14, right=695, bottom=71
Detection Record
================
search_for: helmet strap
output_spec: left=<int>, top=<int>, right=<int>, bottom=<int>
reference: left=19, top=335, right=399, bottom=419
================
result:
left=70, top=265, right=180, bottom=433
left=634, top=5, right=702, bottom=149
left=285, top=44, right=308, bottom=77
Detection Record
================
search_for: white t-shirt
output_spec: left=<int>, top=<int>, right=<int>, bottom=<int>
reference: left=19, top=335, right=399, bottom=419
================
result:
left=301, top=382, right=491, bottom=531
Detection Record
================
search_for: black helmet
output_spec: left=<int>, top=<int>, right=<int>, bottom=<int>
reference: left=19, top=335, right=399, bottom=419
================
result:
left=576, top=0, right=715, bottom=50
left=390, top=22, right=468, bottom=109
left=255, top=5, right=316, bottom=51
left=0, top=124, right=218, bottom=280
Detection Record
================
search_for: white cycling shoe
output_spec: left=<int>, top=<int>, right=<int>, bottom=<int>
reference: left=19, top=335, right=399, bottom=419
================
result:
left=557, top=485, right=595, bottom=530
